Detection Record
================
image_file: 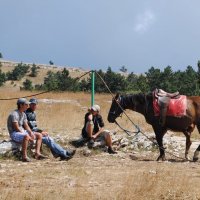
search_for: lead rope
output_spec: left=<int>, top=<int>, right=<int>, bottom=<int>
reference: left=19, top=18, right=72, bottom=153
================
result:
left=0, top=70, right=92, bottom=100
left=114, top=120, right=140, bottom=137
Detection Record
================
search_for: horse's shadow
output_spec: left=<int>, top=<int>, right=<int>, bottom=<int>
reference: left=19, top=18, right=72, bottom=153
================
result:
left=129, top=154, right=198, bottom=163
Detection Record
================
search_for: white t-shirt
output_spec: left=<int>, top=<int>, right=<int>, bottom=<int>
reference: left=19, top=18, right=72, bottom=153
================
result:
left=7, top=110, right=27, bottom=135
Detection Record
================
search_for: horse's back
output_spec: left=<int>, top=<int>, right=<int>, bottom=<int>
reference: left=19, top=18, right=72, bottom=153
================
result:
left=187, top=96, right=200, bottom=102
left=187, top=96, right=200, bottom=109
left=186, top=96, right=200, bottom=121
left=162, top=96, right=198, bottom=131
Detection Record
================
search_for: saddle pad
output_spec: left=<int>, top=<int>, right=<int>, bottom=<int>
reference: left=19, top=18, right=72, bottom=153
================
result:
left=153, top=95, right=187, bottom=116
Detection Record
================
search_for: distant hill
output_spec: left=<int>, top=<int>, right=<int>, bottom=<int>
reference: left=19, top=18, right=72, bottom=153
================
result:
left=0, top=59, right=89, bottom=90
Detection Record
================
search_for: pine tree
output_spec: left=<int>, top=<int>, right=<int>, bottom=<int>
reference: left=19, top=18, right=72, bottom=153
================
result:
left=30, top=63, right=38, bottom=77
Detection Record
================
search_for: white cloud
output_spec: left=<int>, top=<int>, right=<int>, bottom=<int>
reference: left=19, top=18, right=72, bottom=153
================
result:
left=134, top=10, right=156, bottom=33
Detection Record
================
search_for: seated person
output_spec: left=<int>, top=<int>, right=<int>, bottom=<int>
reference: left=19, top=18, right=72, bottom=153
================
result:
left=25, top=98, right=75, bottom=160
left=7, top=98, right=46, bottom=162
left=82, top=104, right=117, bottom=154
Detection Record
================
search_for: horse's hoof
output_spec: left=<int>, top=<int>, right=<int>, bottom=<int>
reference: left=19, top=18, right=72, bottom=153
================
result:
left=162, top=157, right=166, bottom=161
left=193, top=157, right=198, bottom=162
left=156, top=156, right=166, bottom=161
left=185, top=156, right=190, bottom=161
left=193, top=151, right=199, bottom=162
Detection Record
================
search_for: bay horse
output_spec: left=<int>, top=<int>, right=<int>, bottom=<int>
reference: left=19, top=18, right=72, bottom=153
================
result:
left=107, top=92, right=200, bottom=161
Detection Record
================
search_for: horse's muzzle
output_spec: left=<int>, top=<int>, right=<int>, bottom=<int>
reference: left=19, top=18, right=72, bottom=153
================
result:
left=107, top=114, right=115, bottom=123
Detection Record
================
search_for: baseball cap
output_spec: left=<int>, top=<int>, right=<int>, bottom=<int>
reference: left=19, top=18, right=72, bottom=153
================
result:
left=17, top=98, right=30, bottom=105
left=91, top=104, right=100, bottom=112
left=29, top=98, right=38, bottom=104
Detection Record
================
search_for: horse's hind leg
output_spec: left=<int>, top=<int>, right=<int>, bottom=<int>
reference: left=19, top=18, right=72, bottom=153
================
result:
left=193, top=145, right=200, bottom=162
left=193, top=123, right=200, bottom=162
left=183, top=131, right=192, bottom=160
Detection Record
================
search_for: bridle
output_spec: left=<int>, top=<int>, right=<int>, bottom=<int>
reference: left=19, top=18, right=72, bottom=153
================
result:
left=108, top=96, right=124, bottom=119
left=109, top=95, right=140, bottom=136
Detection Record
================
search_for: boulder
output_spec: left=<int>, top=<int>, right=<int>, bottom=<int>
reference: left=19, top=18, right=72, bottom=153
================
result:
left=0, top=140, right=21, bottom=155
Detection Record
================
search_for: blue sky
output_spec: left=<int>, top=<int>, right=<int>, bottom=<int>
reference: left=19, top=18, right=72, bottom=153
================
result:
left=1, top=0, right=200, bottom=73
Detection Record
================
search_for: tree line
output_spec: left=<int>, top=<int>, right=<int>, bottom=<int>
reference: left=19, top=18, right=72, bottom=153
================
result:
left=0, top=61, right=200, bottom=96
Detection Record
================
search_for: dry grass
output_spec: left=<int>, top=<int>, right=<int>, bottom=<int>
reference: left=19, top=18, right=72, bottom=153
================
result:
left=0, top=90, right=118, bottom=137
left=116, top=162, right=200, bottom=200
left=0, top=88, right=200, bottom=200
left=0, top=158, right=200, bottom=200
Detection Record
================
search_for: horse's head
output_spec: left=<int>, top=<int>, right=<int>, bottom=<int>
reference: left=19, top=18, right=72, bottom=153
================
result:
left=107, top=94, right=124, bottom=123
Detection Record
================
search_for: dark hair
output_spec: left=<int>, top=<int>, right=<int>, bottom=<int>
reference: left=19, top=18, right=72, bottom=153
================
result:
left=17, top=103, right=25, bottom=109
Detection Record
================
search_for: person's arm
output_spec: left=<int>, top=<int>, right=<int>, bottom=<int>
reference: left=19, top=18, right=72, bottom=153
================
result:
left=23, top=121, right=35, bottom=140
left=26, top=111, right=48, bottom=137
left=12, top=122, right=23, bottom=133
left=41, top=131, right=48, bottom=136
left=86, top=114, right=93, bottom=138
left=92, top=127, right=104, bottom=139
left=25, top=111, right=37, bottom=130
left=88, top=114, right=93, bottom=121
left=92, top=115, right=104, bottom=139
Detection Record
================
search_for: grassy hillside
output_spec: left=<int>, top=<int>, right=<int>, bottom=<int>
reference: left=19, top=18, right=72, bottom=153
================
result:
left=0, top=59, right=89, bottom=90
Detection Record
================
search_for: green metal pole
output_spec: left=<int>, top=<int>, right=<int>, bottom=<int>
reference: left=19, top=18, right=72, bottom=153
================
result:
left=91, top=71, right=95, bottom=106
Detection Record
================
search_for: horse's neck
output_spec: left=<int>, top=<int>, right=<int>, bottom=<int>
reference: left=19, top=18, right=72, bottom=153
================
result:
left=122, top=94, right=145, bottom=115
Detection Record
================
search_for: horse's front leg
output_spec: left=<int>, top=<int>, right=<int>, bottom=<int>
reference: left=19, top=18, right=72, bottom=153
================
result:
left=155, top=131, right=166, bottom=161
left=183, top=131, right=192, bottom=160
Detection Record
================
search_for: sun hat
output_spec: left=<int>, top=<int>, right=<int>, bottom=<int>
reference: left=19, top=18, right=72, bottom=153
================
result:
left=91, top=104, right=100, bottom=112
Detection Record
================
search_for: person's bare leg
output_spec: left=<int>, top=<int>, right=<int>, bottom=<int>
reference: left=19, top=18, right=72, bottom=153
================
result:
left=105, top=134, right=112, bottom=147
left=22, top=135, right=30, bottom=159
left=104, top=132, right=117, bottom=154
left=86, top=122, right=93, bottom=138
left=86, top=122, right=95, bottom=148
left=34, top=133, right=42, bottom=156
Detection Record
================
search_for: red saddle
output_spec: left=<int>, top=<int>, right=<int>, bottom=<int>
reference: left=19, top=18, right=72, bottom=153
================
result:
left=153, top=95, right=187, bottom=117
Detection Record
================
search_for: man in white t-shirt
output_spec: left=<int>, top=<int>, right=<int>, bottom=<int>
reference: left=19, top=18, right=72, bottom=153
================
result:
left=7, top=98, right=46, bottom=162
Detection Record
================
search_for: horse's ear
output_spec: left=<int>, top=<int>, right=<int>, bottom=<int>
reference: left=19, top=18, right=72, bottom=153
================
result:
left=112, top=93, right=120, bottom=102
left=114, top=93, right=120, bottom=101
left=115, top=93, right=120, bottom=100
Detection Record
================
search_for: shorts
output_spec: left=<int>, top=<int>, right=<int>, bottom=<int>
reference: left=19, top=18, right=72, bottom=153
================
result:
left=10, top=130, right=35, bottom=143
left=95, top=130, right=110, bottom=146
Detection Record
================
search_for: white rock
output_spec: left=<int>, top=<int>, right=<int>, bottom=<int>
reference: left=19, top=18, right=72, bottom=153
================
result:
left=0, top=140, right=21, bottom=155
left=83, top=149, right=91, bottom=157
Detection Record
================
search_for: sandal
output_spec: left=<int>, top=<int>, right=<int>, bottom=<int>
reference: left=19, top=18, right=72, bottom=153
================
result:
left=35, top=154, right=48, bottom=160
left=22, top=157, right=31, bottom=162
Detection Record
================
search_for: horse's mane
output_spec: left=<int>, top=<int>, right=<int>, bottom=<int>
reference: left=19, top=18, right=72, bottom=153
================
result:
left=120, top=93, right=145, bottom=106
left=121, top=93, right=150, bottom=100
left=120, top=92, right=153, bottom=109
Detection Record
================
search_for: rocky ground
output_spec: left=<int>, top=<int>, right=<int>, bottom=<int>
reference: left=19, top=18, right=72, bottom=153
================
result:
left=0, top=131, right=200, bottom=200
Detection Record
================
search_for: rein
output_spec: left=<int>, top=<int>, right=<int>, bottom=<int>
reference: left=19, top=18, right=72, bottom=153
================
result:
left=108, top=95, right=143, bottom=137
left=114, top=120, right=140, bottom=137
left=111, top=95, right=142, bottom=137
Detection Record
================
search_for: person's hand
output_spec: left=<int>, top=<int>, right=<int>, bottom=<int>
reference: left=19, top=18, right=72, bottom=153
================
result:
left=42, top=131, right=48, bottom=136
left=29, top=132, right=35, bottom=141
left=92, top=135, right=97, bottom=140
